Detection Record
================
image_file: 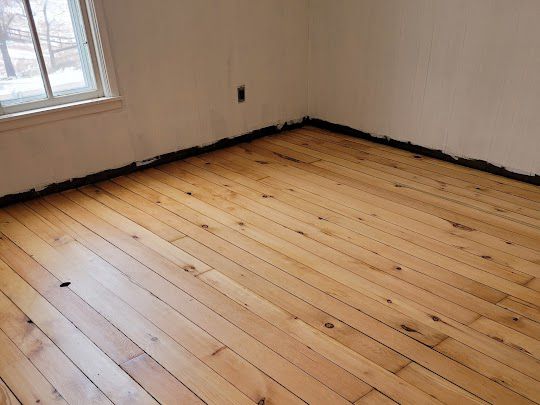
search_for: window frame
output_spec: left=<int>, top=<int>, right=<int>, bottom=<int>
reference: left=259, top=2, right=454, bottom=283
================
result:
left=0, top=0, right=113, bottom=116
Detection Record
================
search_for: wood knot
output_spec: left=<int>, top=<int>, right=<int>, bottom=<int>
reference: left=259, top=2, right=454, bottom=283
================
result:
left=450, top=221, right=474, bottom=231
left=512, top=317, right=519, bottom=321
left=201, top=224, right=209, bottom=229
left=238, top=222, right=245, bottom=226
left=395, top=266, right=402, bottom=271
left=431, top=315, right=440, bottom=322
left=386, top=299, right=392, bottom=304
left=324, top=322, right=334, bottom=329
left=401, top=324, right=418, bottom=333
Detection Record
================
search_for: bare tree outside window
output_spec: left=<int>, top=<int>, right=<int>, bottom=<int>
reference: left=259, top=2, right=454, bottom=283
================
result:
left=0, top=0, right=25, bottom=77
left=0, top=0, right=46, bottom=103
left=0, top=0, right=100, bottom=111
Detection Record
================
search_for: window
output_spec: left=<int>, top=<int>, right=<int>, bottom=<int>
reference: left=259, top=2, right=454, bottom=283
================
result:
left=0, top=0, right=108, bottom=115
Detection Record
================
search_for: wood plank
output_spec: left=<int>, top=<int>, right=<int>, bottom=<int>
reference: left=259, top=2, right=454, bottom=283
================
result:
left=134, top=168, right=448, bottom=348
left=15, top=205, right=309, bottom=405
left=498, top=297, right=540, bottom=323
left=112, top=171, right=533, bottom=404
left=147, top=166, right=540, bottom=381
left=436, top=338, right=540, bottom=403
left=303, top=127, right=540, bottom=200
left=396, top=363, right=487, bottom=405
left=0, top=288, right=111, bottom=404
left=121, top=354, right=203, bottom=405
left=208, top=143, right=540, bottom=262
left=253, top=137, right=540, bottom=252
left=0, top=378, right=20, bottom=405
left=289, top=131, right=540, bottom=221
left=185, top=153, right=540, bottom=282
left=188, top=154, right=507, bottom=301
left=0, top=227, right=144, bottom=365
left=174, top=235, right=409, bottom=373
left=198, top=269, right=438, bottom=404
left=222, top=144, right=540, bottom=304
left=0, top=247, right=157, bottom=404
left=43, top=192, right=365, bottom=404
left=182, top=155, right=540, bottom=338
left=0, top=209, right=253, bottom=405
left=297, top=129, right=540, bottom=211
left=97, top=179, right=409, bottom=372
left=469, top=317, right=540, bottom=360
left=0, top=327, right=67, bottom=405
left=165, top=161, right=479, bottom=325
left=355, top=390, right=397, bottom=404
left=1, top=129, right=538, bottom=404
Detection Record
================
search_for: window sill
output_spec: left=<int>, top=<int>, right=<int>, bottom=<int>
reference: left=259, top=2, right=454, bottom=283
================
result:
left=0, top=96, right=123, bottom=133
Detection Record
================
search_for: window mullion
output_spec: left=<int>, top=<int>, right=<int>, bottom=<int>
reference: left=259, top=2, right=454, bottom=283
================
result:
left=22, top=0, right=54, bottom=99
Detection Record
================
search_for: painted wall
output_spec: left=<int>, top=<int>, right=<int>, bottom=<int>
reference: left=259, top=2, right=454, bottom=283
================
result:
left=309, top=0, right=540, bottom=176
left=0, top=0, right=309, bottom=197
left=3, top=0, right=539, bottom=198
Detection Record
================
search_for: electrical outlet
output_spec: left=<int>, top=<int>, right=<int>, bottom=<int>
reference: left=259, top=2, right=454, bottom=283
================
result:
left=237, top=85, right=245, bottom=103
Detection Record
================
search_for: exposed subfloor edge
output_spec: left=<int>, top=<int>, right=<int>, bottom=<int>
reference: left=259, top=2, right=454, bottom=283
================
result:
left=2, top=115, right=537, bottom=207
left=308, top=118, right=540, bottom=186
left=0, top=117, right=308, bottom=207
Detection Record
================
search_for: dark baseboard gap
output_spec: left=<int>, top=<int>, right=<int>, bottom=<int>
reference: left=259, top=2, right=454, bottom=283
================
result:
left=0, top=117, right=308, bottom=207
left=2, top=115, right=537, bottom=207
left=307, top=118, right=540, bottom=186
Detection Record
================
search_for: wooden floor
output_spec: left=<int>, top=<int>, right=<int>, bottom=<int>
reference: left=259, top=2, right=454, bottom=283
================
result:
left=0, top=127, right=539, bottom=404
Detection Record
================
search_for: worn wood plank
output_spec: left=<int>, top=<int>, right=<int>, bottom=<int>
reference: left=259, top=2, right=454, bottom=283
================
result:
left=0, top=128, right=538, bottom=404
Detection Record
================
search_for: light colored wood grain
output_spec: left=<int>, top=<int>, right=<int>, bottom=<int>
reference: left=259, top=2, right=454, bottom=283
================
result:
left=0, top=287, right=111, bottom=404
left=296, top=129, right=540, bottom=212
left=355, top=390, right=397, bottom=404
left=183, top=155, right=540, bottom=338
left=154, top=162, right=540, bottom=381
left=0, top=225, right=144, bottom=365
left=0, top=128, right=538, bottom=404
left=121, top=354, right=204, bottom=405
left=0, top=378, right=20, bottom=405
left=117, top=168, right=533, bottom=403
left=0, top=327, right=67, bottom=405
left=0, top=247, right=156, bottom=404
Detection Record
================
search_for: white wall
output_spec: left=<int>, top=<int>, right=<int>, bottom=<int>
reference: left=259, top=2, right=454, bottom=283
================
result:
left=0, top=0, right=309, bottom=197
left=3, top=0, right=539, bottom=198
left=309, top=0, right=540, bottom=176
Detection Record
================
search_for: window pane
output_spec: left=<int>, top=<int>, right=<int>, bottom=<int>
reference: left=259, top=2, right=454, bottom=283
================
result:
left=0, top=0, right=47, bottom=106
left=29, top=0, right=96, bottom=96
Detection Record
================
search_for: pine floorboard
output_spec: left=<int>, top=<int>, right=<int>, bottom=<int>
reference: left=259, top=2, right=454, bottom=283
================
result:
left=0, top=127, right=539, bottom=404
